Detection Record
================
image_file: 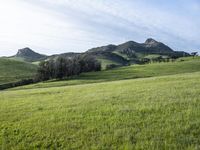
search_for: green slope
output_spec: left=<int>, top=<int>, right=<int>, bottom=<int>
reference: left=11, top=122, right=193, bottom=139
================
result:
left=0, top=58, right=37, bottom=84
left=1, top=72, right=200, bottom=149
left=16, top=58, right=200, bottom=90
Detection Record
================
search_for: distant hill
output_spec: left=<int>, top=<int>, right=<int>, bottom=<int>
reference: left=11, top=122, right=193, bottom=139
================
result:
left=7, top=38, right=190, bottom=68
left=0, top=58, right=37, bottom=84
left=12, top=47, right=47, bottom=62
left=88, top=38, right=178, bottom=54
left=87, top=38, right=190, bottom=67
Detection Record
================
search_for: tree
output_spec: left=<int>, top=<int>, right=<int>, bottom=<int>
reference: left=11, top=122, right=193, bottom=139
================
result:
left=55, top=57, right=67, bottom=79
left=37, top=61, right=50, bottom=81
left=48, top=59, right=56, bottom=79
left=78, top=55, right=101, bottom=72
left=72, top=56, right=81, bottom=75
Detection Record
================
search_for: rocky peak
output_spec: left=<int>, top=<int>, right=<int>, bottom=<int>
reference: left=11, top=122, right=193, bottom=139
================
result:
left=144, top=38, right=161, bottom=47
left=15, top=47, right=46, bottom=61
left=16, top=48, right=35, bottom=56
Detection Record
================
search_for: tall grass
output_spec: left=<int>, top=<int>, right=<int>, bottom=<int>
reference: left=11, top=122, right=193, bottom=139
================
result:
left=0, top=72, right=200, bottom=149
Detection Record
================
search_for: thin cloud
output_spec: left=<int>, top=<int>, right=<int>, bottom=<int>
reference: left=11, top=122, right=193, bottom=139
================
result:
left=0, top=0, right=199, bottom=56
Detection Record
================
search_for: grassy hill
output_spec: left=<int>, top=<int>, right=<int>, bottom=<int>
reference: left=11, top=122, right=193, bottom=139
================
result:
left=6, top=38, right=190, bottom=69
left=15, top=57, right=200, bottom=90
left=87, top=38, right=190, bottom=67
left=1, top=72, right=200, bottom=149
left=0, top=58, right=37, bottom=85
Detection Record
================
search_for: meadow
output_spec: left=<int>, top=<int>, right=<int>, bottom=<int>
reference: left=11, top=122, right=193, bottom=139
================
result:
left=1, top=72, right=200, bottom=149
left=1, top=57, right=200, bottom=149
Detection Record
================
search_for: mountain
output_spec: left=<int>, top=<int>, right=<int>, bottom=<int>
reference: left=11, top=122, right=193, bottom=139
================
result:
left=8, top=38, right=190, bottom=68
left=88, top=38, right=175, bottom=54
left=13, top=47, right=46, bottom=62
left=86, top=38, right=190, bottom=66
left=143, top=38, right=174, bottom=52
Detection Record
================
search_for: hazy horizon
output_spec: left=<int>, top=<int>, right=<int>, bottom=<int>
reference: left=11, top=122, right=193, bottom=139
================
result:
left=0, top=0, right=200, bottom=56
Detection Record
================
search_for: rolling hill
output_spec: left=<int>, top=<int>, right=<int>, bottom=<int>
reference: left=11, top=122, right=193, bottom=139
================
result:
left=7, top=38, right=190, bottom=69
left=1, top=70, right=200, bottom=149
left=0, top=58, right=37, bottom=85
left=0, top=38, right=192, bottom=88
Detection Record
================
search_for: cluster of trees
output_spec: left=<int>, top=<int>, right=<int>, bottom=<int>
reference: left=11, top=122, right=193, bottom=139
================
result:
left=37, top=55, right=101, bottom=81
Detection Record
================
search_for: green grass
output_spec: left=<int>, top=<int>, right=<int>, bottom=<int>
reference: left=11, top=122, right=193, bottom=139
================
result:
left=98, top=58, right=122, bottom=69
left=16, top=58, right=200, bottom=90
left=0, top=58, right=37, bottom=85
left=1, top=57, right=200, bottom=149
left=1, top=72, right=200, bottom=149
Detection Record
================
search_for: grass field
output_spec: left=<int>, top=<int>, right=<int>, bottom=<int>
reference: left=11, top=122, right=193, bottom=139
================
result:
left=0, top=58, right=37, bottom=85
left=1, top=57, right=200, bottom=149
left=15, top=57, right=200, bottom=90
left=1, top=72, right=200, bottom=149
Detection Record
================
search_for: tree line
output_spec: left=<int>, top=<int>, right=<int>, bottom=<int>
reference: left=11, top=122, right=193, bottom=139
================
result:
left=37, top=55, right=101, bottom=81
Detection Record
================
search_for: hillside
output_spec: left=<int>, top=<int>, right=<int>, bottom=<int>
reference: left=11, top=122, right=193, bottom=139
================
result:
left=1, top=72, right=200, bottom=149
left=87, top=38, right=190, bottom=67
left=14, top=57, right=200, bottom=90
left=0, top=58, right=37, bottom=84
left=0, top=38, right=192, bottom=86
left=7, top=38, right=190, bottom=69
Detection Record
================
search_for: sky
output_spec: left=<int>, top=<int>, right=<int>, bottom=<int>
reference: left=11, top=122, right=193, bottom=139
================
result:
left=0, top=0, right=200, bottom=56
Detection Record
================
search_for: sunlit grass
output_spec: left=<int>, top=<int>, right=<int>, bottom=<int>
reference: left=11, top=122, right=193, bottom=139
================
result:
left=1, top=72, right=200, bottom=149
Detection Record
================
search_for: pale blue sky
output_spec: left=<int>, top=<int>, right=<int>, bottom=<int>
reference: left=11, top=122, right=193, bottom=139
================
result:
left=0, top=0, right=199, bottom=56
